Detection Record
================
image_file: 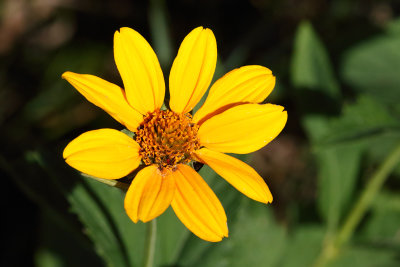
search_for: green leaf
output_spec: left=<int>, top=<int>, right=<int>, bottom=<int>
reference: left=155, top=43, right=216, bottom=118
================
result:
left=290, top=20, right=342, bottom=144
left=327, top=247, right=398, bottom=267
left=291, top=21, right=340, bottom=99
left=313, top=95, right=400, bottom=233
left=365, top=133, right=400, bottom=177
left=341, top=31, right=400, bottom=105
left=280, top=226, right=325, bottom=267
left=155, top=207, right=189, bottom=265
left=68, top=179, right=140, bottom=267
left=301, top=115, right=331, bottom=143
left=35, top=249, right=64, bottom=267
left=193, top=198, right=287, bottom=267
left=318, top=95, right=400, bottom=146
left=312, top=94, right=400, bottom=233
left=312, top=95, right=400, bottom=231
left=316, top=143, right=364, bottom=235
left=386, top=17, right=400, bottom=35
left=361, top=191, right=400, bottom=246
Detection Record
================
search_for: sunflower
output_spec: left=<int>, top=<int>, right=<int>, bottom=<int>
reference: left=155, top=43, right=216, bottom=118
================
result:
left=62, top=26, right=287, bottom=242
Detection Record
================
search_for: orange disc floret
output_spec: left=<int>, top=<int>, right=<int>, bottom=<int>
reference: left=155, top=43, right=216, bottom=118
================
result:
left=136, top=110, right=201, bottom=170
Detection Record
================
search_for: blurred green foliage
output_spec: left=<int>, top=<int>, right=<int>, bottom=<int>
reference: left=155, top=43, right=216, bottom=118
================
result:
left=1, top=0, right=400, bottom=267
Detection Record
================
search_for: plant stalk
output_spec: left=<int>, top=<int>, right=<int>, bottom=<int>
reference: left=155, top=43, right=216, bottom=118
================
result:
left=314, top=143, right=400, bottom=267
left=143, top=219, right=157, bottom=267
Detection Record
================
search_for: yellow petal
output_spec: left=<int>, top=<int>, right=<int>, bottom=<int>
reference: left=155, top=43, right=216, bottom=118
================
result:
left=62, top=71, right=143, bottom=131
left=169, top=27, right=217, bottom=114
left=124, top=165, right=175, bottom=223
left=114, top=27, right=165, bottom=114
left=198, top=104, right=287, bottom=154
left=195, top=148, right=272, bottom=204
left=193, top=65, right=276, bottom=124
left=63, top=129, right=141, bottom=179
left=171, top=164, right=228, bottom=242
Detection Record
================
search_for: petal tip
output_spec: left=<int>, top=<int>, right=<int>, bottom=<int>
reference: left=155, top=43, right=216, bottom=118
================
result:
left=262, top=191, right=273, bottom=204
left=209, top=229, right=228, bottom=242
left=262, top=196, right=273, bottom=204
left=63, top=143, right=73, bottom=159
left=113, top=30, right=121, bottom=44
left=64, top=157, right=72, bottom=166
left=193, top=26, right=204, bottom=31
left=115, top=27, right=131, bottom=34
left=223, top=222, right=229, bottom=237
left=119, top=26, right=132, bottom=32
left=282, top=110, right=288, bottom=121
left=191, top=26, right=215, bottom=38
left=204, top=27, right=214, bottom=35
left=212, top=236, right=223, bottom=242
left=118, top=27, right=140, bottom=37
left=62, top=149, right=69, bottom=160
left=61, top=71, right=72, bottom=80
left=140, top=217, right=151, bottom=223
left=252, top=190, right=274, bottom=204
left=124, top=206, right=139, bottom=223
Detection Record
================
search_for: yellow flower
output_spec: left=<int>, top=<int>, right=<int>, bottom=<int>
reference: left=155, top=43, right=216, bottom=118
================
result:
left=62, top=27, right=287, bottom=242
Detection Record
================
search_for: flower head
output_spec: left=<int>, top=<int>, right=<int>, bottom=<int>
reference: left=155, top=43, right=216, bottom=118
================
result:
left=62, top=27, right=287, bottom=242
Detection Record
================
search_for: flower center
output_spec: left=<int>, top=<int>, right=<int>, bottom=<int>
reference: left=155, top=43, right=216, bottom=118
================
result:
left=136, top=110, right=201, bottom=170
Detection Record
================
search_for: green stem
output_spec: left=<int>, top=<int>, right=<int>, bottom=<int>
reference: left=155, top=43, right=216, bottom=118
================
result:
left=143, top=219, right=157, bottom=267
left=335, top=143, right=400, bottom=247
left=81, top=174, right=129, bottom=191
left=314, top=143, right=400, bottom=267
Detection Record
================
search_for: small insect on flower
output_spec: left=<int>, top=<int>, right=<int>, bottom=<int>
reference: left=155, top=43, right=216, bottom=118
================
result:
left=62, top=26, right=287, bottom=242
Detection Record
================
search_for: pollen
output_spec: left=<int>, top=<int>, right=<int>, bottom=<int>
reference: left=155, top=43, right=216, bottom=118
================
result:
left=136, top=110, right=201, bottom=170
